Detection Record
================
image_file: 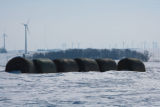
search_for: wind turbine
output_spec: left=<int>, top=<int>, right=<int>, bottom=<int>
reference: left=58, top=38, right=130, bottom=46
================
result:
left=22, top=20, right=29, bottom=54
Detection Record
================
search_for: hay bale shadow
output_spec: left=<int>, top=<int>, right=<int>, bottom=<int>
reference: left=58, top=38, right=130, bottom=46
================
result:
left=5, top=57, right=36, bottom=73
left=75, top=58, right=100, bottom=72
left=96, top=58, right=117, bottom=72
left=53, top=59, right=79, bottom=72
left=117, top=58, right=146, bottom=72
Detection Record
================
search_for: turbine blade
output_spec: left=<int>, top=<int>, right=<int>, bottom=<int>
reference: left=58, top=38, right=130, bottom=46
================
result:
left=27, top=19, right=30, bottom=25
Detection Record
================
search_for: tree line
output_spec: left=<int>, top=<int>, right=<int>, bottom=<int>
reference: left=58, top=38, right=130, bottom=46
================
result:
left=31, top=48, right=150, bottom=61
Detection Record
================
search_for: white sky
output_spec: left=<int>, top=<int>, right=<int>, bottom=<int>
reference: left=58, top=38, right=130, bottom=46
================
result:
left=0, top=0, right=160, bottom=51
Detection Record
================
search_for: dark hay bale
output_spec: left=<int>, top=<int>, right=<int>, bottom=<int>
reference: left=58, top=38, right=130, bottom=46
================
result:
left=5, top=57, right=36, bottom=73
left=53, top=59, right=79, bottom=72
left=96, top=58, right=117, bottom=72
left=117, top=58, right=145, bottom=72
left=33, top=58, right=57, bottom=73
left=75, top=58, right=100, bottom=72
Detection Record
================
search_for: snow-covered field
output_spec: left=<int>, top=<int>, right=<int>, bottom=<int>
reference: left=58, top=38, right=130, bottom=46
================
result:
left=0, top=53, right=160, bottom=107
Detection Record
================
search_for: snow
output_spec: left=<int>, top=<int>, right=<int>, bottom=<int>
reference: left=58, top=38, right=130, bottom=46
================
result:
left=0, top=52, right=160, bottom=106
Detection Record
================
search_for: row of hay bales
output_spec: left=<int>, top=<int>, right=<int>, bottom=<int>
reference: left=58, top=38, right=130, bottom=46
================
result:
left=5, top=57, right=145, bottom=73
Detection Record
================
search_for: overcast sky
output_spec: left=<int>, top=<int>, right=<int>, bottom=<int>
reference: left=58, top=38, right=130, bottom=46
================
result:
left=0, top=0, right=160, bottom=51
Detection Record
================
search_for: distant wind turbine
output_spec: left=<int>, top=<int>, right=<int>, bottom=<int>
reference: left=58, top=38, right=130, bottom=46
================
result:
left=2, top=33, right=7, bottom=49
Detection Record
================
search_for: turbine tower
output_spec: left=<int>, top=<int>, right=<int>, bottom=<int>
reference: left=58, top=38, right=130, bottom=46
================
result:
left=23, top=21, right=29, bottom=54
left=3, top=33, right=7, bottom=49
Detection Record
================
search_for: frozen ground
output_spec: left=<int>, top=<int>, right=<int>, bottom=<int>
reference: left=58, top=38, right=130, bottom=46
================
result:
left=0, top=53, right=160, bottom=107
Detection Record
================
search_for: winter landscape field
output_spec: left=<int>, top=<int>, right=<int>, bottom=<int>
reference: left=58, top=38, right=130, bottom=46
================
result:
left=0, top=53, right=160, bottom=107
left=1, top=0, right=160, bottom=106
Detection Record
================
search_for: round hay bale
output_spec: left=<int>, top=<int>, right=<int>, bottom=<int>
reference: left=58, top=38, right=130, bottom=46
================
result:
left=75, top=58, right=100, bottom=72
left=96, top=58, right=117, bottom=72
left=33, top=58, right=57, bottom=73
left=5, top=57, right=36, bottom=73
left=53, top=59, right=79, bottom=72
left=117, top=58, right=145, bottom=72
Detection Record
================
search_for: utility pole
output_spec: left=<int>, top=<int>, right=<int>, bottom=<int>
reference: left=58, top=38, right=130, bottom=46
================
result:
left=72, top=42, right=74, bottom=49
left=77, top=42, right=80, bottom=49
left=123, top=41, right=125, bottom=49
